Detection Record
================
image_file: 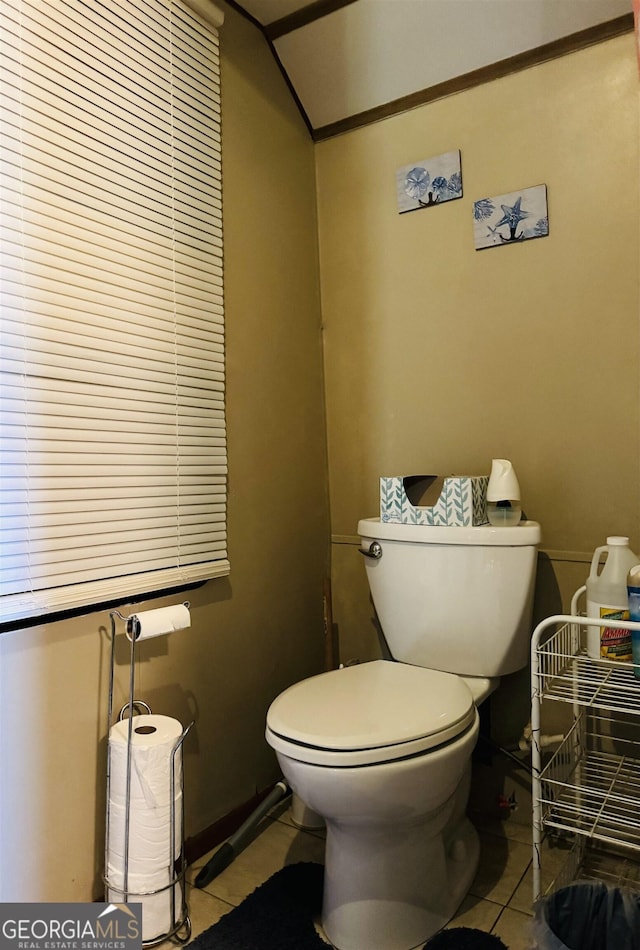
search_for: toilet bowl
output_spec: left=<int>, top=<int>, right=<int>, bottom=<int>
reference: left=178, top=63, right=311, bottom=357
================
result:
left=266, top=660, right=482, bottom=950
left=266, top=517, right=541, bottom=950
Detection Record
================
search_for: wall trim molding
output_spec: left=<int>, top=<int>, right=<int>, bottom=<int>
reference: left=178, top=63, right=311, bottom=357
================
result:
left=266, top=0, right=357, bottom=40
left=312, top=13, right=634, bottom=141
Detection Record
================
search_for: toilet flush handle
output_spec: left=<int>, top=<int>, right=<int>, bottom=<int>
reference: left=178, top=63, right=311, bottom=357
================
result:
left=359, top=541, right=382, bottom=559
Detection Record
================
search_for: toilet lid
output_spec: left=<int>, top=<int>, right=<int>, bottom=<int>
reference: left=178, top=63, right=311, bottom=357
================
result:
left=266, top=660, right=476, bottom=767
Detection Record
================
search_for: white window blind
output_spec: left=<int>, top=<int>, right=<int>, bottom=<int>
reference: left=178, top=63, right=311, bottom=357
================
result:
left=0, top=0, right=228, bottom=625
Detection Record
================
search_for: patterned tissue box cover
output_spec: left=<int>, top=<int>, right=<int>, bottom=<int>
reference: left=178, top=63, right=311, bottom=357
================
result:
left=380, top=475, right=489, bottom=526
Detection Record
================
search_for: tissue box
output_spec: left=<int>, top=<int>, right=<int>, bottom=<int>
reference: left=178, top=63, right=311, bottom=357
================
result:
left=380, top=475, right=489, bottom=527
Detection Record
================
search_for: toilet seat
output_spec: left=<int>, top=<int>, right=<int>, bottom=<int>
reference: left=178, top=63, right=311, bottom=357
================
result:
left=266, top=660, right=476, bottom=767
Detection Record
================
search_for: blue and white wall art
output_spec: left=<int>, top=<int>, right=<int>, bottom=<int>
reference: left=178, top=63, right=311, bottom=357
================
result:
left=396, top=150, right=462, bottom=214
left=473, top=184, right=549, bottom=250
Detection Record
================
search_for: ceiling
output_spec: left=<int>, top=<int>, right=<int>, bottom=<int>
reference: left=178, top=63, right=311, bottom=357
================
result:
left=232, top=0, right=633, bottom=138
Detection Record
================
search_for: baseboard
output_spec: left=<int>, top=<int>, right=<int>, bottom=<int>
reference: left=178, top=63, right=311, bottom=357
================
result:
left=184, top=785, right=277, bottom=867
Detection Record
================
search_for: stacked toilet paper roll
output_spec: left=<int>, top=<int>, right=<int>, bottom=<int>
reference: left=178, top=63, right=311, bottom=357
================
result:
left=107, top=715, right=184, bottom=941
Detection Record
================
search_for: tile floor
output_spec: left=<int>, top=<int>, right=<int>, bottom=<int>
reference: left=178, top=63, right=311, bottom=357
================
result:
left=173, top=757, right=544, bottom=950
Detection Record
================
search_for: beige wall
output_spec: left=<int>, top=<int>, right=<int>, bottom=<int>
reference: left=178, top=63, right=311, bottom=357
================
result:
left=0, top=3, right=329, bottom=901
left=317, top=35, right=640, bottom=736
left=1, top=15, right=638, bottom=902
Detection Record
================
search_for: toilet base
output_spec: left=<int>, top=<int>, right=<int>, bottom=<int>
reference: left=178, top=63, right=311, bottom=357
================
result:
left=291, top=792, right=325, bottom=831
left=322, top=815, right=480, bottom=950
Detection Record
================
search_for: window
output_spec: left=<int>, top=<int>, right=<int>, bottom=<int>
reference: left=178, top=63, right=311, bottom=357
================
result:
left=0, top=0, right=227, bottom=626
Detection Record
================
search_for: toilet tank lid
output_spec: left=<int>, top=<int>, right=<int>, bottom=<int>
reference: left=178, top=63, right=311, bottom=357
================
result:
left=266, top=660, right=475, bottom=752
left=358, top=518, right=541, bottom=546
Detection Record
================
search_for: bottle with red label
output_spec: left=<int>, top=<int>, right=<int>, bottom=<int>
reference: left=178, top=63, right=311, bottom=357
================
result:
left=586, top=536, right=640, bottom=660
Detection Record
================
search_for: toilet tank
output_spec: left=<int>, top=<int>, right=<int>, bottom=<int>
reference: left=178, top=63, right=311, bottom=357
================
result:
left=358, top=518, right=541, bottom=677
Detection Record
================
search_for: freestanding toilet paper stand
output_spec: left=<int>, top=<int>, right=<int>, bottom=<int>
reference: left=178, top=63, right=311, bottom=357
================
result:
left=104, top=607, right=193, bottom=946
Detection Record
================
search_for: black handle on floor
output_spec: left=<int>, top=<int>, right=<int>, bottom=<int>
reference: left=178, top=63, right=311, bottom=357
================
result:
left=195, top=781, right=290, bottom=889
left=195, top=842, right=235, bottom=888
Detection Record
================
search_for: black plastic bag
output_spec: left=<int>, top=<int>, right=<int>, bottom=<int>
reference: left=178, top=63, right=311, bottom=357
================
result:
left=532, top=881, right=640, bottom=950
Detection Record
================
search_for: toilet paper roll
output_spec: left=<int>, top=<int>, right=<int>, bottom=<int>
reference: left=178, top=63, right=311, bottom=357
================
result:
left=107, top=794, right=183, bottom=871
left=109, top=715, right=183, bottom=810
left=107, top=871, right=183, bottom=942
left=107, top=715, right=184, bottom=939
left=128, top=604, right=190, bottom=641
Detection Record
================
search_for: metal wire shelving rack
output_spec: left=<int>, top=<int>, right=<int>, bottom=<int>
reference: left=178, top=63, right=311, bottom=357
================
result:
left=531, top=587, right=640, bottom=902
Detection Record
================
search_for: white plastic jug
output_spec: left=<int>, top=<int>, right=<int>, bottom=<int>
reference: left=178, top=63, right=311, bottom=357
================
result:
left=586, top=536, right=639, bottom=659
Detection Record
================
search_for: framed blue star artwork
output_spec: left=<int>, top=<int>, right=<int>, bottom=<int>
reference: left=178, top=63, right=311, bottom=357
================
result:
left=395, top=150, right=462, bottom=214
left=473, top=184, right=549, bottom=250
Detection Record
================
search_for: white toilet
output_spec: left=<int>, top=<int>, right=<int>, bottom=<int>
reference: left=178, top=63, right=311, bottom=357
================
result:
left=266, top=517, right=541, bottom=950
